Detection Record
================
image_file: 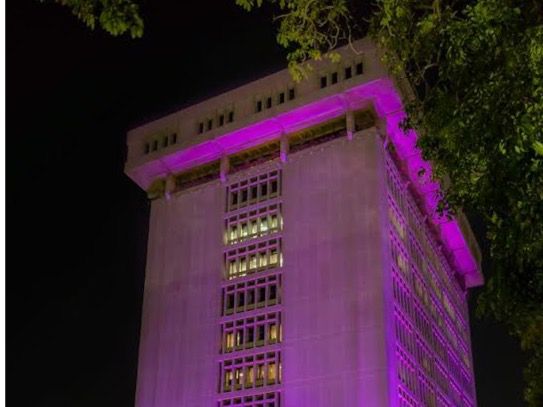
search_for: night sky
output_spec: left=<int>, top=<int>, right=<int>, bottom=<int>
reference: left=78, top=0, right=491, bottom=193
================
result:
left=7, top=1, right=527, bottom=406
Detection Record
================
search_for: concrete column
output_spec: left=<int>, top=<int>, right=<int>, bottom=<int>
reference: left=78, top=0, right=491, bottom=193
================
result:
left=280, top=135, right=289, bottom=163
left=165, top=174, right=176, bottom=200
left=346, top=110, right=354, bottom=141
left=220, top=155, right=230, bottom=183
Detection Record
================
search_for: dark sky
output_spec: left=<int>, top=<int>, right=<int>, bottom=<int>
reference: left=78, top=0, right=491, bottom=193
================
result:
left=7, top=1, right=527, bottom=406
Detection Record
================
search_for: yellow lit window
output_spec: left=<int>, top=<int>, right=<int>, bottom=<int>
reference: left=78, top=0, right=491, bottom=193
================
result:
left=270, top=214, right=278, bottom=230
left=256, top=364, right=264, bottom=380
left=267, top=363, right=276, bottom=383
left=251, top=220, right=258, bottom=235
left=249, top=255, right=257, bottom=270
left=236, top=330, right=243, bottom=346
left=225, top=332, right=234, bottom=351
left=259, top=252, right=268, bottom=267
left=229, top=226, right=237, bottom=242
left=224, top=370, right=233, bottom=388
left=228, top=260, right=237, bottom=276
left=269, top=249, right=278, bottom=265
left=240, top=258, right=247, bottom=272
left=245, top=366, right=254, bottom=387
left=260, top=217, right=268, bottom=233
left=234, top=368, right=243, bottom=385
left=269, top=324, right=278, bottom=342
left=241, top=223, right=248, bottom=238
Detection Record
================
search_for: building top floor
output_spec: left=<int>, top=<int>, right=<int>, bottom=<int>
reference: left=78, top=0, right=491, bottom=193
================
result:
left=124, top=38, right=483, bottom=289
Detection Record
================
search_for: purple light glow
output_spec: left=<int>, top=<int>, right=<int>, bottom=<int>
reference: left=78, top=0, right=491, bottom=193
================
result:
left=127, top=78, right=482, bottom=287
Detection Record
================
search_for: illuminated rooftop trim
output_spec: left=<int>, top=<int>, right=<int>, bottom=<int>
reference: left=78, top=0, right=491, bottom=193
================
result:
left=125, top=78, right=483, bottom=288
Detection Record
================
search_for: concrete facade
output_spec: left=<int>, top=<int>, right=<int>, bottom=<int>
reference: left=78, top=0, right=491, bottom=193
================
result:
left=126, top=39, right=482, bottom=407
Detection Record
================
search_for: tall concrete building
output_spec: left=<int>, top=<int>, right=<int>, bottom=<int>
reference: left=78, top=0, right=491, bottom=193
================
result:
left=125, top=39, right=483, bottom=407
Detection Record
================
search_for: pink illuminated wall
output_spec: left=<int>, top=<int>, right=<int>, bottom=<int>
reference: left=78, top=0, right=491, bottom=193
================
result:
left=129, top=70, right=482, bottom=407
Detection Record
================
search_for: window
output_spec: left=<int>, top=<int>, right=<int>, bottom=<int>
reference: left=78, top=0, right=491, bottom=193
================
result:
left=224, top=204, right=282, bottom=244
left=278, top=92, right=285, bottom=104
left=226, top=170, right=281, bottom=211
left=219, top=114, right=225, bottom=126
left=356, top=62, right=364, bottom=75
left=222, top=275, right=281, bottom=316
left=288, top=88, right=295, bottom=100
left=219, top=392, right=280, bottom=407
left=207, top=119, right=213, bottom=131
left=198, top=122, right=204, bottom=134
left=144, top=143, right=150, bottom=154
left=331, top=72, right=338, bottom=84
left=266, top=97, right=272, bottom=109
left=152, top=140, right=158, bottom=151
left=320, top=76, right=327, bottom=88
left=256, top=100, right=263, bottom=112
left=162, top=136, right=169, bottom=148
left=170, top=133, right=177, bottom=144
left=220, top=352, right=281, bottom=392
left=344, top=66, right=352, bottom=79
left=228, top=111, right=234, bottom=123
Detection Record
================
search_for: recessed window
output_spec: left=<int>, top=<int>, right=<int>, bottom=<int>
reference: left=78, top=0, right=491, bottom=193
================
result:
left=207, top=119, right=213, bottom=131
left=331, top=72, right=338, bottom=84
left=170, top=133, right=177, bottom=144
left=266, top=97, right=272, bottom=109
left=345, top=66, right=352, bottom=79
left=320, top=76, right=327, bottom=88
left=278, top=92, right=285, bottom=104
left=198, top=122, right=204, bottom=134
left=152, top=140, right=158, bottom=151
left=288, top=88, right=295, bottom=100
left=228, top=111, right=234, bottom=122
left=356, top=62, right=364, bottom=75
left=256, top=100, right=263, bottom=112
left=219, top=114, right=225, bottom=126
left=144, top=143, right=150, bottom=154
left=162, top=136, right=169, bottom=148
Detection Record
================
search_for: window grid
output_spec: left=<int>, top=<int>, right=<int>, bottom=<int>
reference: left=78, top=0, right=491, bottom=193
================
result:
left=225, top=204, right=282, bottom=245
left=225, top=238, right=282, bottom=280
left=218, top=392, right=280, bottom=407
left=226, top=171, right=281, bottom=212
left=220, top=351, right=282, bottom=393
left=222, top=275, right=281, bottom=316
left=387, top=150, right=476, bottom=407
left=221, top=312, right=282, bottom=353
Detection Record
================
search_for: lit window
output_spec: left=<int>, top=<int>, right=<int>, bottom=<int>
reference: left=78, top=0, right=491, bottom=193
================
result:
left=269, top=324, right=278, bottom=342
left=256, top=364, right=265, bottom=384
left=225, top=332, right=234, bottom=351
left=249, top=255, right=258, bottom=270
left=259, top=252, right=268, bottom=268
left=241, top=223, right=248, bottom=238
left=267, top=363, right=276, bottom=384
left=236, top=330, right=244, bottom=346
left=270, top=215, right=278, bottom=230
left=260, top=217, right=268, bottom=233
left=245, top=366, right=254, bottom=387
left=224, top=370, right=233, bottom=390
left=269, top=249, right=278, bottom=265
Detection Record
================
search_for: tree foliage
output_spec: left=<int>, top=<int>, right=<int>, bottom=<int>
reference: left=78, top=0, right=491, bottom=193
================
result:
left=50, top=0, right=143, bottom=38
